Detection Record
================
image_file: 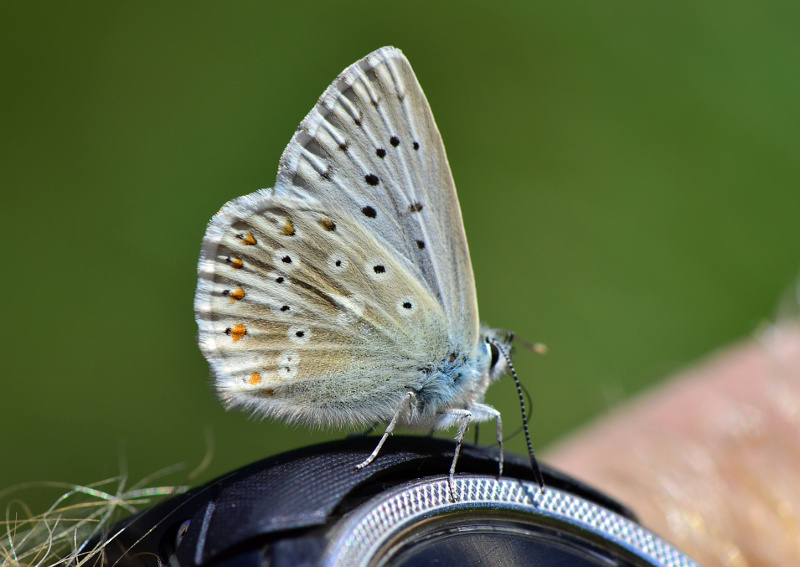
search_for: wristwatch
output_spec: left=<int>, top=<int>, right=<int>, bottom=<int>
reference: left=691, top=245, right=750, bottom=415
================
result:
left=98, top=436, right=700, bottom=567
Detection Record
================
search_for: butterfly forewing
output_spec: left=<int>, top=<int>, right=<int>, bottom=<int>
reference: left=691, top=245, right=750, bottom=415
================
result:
left=274, top=47, right=479, bottom=349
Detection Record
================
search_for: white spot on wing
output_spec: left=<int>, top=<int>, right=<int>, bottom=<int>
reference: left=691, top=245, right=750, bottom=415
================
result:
left=277, top=351, right=299, bottom=380
left=365, top=259, right=390, bottom=281
left=280, top=351, right=299, bottom=365
left=274, top=249, right=299, bottom=270
left=327, top=253, right=349, bottom=272
left=335, top=295, right=365, bottom=325
left=270, top=301, right=294, bottom=318
left=277, top=365, right=298, bottom=380
left=288, top=325, right=311, bottom=344
left=396, top=297, right=417, bottom=316
left=267, top=271, right=289, bottom=285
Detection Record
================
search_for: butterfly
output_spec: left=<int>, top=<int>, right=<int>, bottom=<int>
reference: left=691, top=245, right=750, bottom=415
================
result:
left=194, top=46, right=543, bottom=491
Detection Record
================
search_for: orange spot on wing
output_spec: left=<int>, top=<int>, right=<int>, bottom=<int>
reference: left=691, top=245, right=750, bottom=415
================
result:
left=230, top=287, right=245, bottom=301
left=249, top=372, right=262, bottom=385
left=319, top=219, right=336, bottom=231
left=230, top=324, right=246, bottom=342
left=241, top=232, right=257, bottom=245
left=282, top=220, right=296, bottom=236
left=229, top=256, right=243, bottom=269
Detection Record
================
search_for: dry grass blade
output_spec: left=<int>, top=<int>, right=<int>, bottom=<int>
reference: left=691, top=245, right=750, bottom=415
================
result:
left=1, top=470, right=188, bottom=567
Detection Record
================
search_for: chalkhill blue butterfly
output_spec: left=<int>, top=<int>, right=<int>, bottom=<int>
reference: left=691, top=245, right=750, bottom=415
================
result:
left=194, top=46, right=543, bottom=491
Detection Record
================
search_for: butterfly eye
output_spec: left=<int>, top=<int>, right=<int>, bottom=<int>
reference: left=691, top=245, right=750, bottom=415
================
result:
left=489, top=341, right=501, bottom=370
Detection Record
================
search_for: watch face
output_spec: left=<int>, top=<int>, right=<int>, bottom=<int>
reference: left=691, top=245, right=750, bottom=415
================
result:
left=325, top=476, right=700, bottom=567
left=376, top=518, right=631, bottom=567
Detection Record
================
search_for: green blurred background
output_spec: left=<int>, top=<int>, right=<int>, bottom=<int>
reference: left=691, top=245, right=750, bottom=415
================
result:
left=2, top=2, right=799, bottom=510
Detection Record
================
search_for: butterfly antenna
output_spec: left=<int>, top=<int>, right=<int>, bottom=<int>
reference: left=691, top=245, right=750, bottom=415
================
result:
left=492, top=339, right=545, bottom=492
left=502, top=380, right=533, bottom=442
left=513, top=334, right=548, bottom=355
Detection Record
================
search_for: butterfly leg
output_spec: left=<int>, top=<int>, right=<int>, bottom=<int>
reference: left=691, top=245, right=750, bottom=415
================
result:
left=354, top=391, right=416, bottom=471
left=439, top=403, right=503, bottom=495
left=470, top=402, right=503, bottom=478
left=445, top=409, right=473, bottom=501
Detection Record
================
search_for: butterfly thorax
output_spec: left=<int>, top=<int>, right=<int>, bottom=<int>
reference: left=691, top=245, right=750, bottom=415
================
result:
left=407, top=350, right=483, bottom=423
left=405, top=328, right=513, bottom=429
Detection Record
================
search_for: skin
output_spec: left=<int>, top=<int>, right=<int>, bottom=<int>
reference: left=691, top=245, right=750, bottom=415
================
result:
left=545, top=322, right=800, bottom=567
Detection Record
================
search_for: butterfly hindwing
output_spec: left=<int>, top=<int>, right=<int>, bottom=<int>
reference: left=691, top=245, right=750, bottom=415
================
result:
left=196, top=191, right=450, bottom=426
